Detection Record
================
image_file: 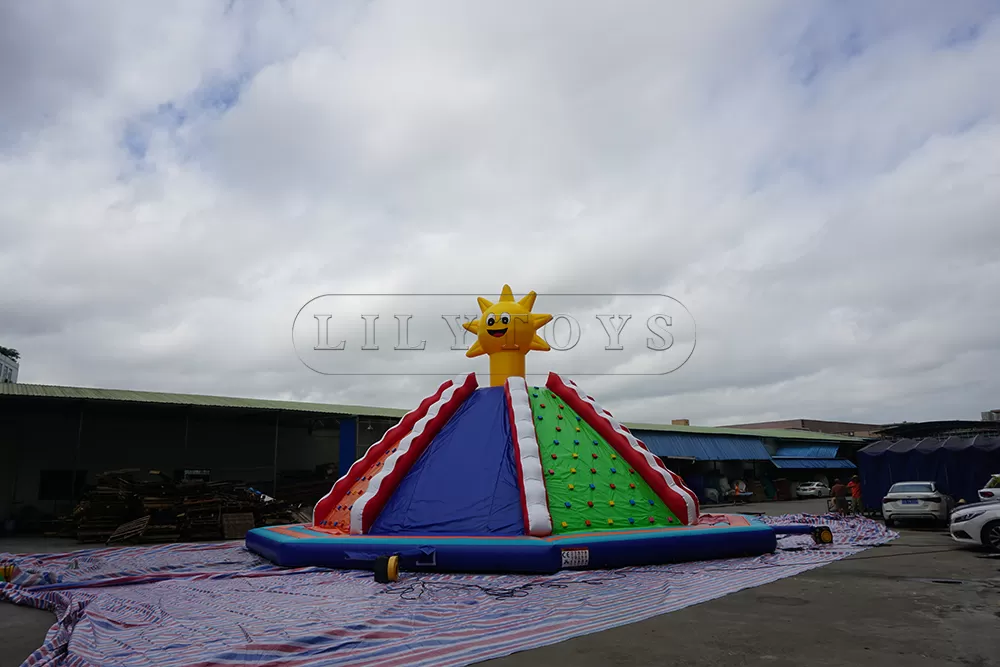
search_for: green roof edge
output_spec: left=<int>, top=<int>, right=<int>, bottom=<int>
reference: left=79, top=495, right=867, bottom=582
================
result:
left=0, top=382, right=866, bottom=442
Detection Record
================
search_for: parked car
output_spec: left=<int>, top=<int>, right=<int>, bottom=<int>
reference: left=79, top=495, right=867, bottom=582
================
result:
left=796, top=481, right=830, bottom=499
left=881, top=481, right=953, bottom=527
left=949, top=500, right=1000, bottom=552
left=978, top=474, right=1000, bottom=502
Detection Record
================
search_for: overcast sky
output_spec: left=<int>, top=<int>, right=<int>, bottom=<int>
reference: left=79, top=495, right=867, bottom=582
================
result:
left=2, top=1, right=999, bottom=427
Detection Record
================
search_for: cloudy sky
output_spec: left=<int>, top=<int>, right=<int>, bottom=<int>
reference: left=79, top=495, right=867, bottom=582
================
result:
left=3, top=1, right=999, bottom=427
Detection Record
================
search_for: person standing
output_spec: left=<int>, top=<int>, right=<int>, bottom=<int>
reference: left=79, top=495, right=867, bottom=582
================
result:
left=847, top=475, right=863, bottom=515
left=831, top=478, right=849, bottom=514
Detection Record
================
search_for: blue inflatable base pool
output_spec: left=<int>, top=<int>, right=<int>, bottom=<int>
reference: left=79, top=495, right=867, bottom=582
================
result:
left=245, top=514, right=778, bottom=574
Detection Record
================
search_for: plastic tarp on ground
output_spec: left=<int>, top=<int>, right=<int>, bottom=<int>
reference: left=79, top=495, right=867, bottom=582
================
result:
left=370, top=386, right=524, bottom=536
left=1, top=514, right=896, bottom=667
left=857, top=436, right=1000, bottom=508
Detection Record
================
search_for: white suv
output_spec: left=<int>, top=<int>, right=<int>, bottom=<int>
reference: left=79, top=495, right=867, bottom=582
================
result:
left=949, top=501, right=1000, bottom=552
left=881, top=481, right=953, bottom=527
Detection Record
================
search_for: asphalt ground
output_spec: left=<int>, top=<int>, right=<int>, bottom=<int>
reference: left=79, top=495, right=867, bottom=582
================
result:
left=2, top=498, right=997, bottom=667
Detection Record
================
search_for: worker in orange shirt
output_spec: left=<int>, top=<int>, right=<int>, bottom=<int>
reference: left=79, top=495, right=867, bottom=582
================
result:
left=847, top=475, right=863, bottom=515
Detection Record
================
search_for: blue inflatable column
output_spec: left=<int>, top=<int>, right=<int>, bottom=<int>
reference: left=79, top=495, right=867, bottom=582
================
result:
left=338, top=417, right=358, bottom=478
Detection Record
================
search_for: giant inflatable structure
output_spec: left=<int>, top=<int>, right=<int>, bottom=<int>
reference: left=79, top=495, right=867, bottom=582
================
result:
left=247, top=286, right=823, bottom=575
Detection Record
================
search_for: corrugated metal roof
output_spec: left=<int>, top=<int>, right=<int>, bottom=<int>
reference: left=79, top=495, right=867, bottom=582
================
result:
left=636, top=432, right=772, bottom=461
left=0, top=382, right=869, bottom=444
left=0, top=383, right=409, bottom=418
left=771, top=458, right=857, bottom=470
left=625, top=421, right=865, bottom=443
left=773, top=444, right=841, bottom=458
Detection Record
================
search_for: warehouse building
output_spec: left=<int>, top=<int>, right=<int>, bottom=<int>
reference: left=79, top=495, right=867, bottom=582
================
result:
left=1, top=383, right=868, bottom=532
left=0, top=383, right=405, bottom=531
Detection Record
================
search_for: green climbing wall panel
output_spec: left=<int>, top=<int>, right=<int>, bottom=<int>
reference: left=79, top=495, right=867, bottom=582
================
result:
left=528, top=386, right=680, bottom=534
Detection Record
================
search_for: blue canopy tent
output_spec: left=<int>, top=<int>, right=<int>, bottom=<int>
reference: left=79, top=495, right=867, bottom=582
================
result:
left=857, top=436, right=1000, bottom=509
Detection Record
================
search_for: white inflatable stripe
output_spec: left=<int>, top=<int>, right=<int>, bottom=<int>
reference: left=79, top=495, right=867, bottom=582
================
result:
left=311, top=379, right=452, bottom=527
left=506, top=377, right=553, bottom=537
left=560, top=377, right=699, bottom=525
left=350, top=373, right=474, bottom=534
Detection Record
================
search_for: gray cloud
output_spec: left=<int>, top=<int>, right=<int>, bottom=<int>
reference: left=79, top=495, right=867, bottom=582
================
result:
left=2, top=1, right=999, bottom=427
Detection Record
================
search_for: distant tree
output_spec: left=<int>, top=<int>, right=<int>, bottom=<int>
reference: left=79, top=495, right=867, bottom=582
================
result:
left=0, top=346, right=19, bottom=361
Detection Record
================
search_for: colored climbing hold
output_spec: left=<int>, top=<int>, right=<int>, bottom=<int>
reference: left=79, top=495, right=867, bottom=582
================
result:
left=610, top=467, right=617, bottom=474
left=629, top=483, right=636, bottom=489
left=537, top=415, right=544, bottom=420
left=556, top=426, right=562, bottom=431
left=590, top=468, right=597, bottom=474
left=609, top=500, right=615, bottom=507
left=611, top=454, right=617, bottom=460
left=572, top=452, right=579, bottom=459
left=589, top=483, right=596, bottom=489
left=587, top=500, right=594, bottom=507
left=592, top=440, right=598, bottom=445
left=553, top=439, right=560, bottom=445
left=361, top=476, right=366, bottom=481
left=648, top=516, right=655, bottom=523
left=333, top=521, right=339, bottom=526
left=570, top=467, right=577, bottom=474
left=564, top=501, right=572, bottom=508
left=551, top=453, right=558, bottom=459
left=592, top=453, right=598, bottom=459
left=540, top=403, right=546, bottom=408
left=628, top=468, right=635, bottom=473
left=576, top=427, right=581, bottom=432
left=557, top=414, right=564, bottom=420
left=585, top=520, right=592, bottom=527
left=559, top=404, right=564, bottom=409
left=628, top=517, right=635, bottom=524
left=649, top=499, right=655, bottom=505
left=629, top=499, right=636, bottom=505
left=568, top=483, right=575, bottom=490
left=376, top=462, right=382, bottom=467
left=548, top=469, right=555, bottom=475
left=607, top=518, right=614, bottom=525
left=561, top=521, right=568, bottom=528
left=574, top=439, right=580, bottom=445
left=609, top=483, right=616, bottom=489
left=337, top=505, right=342, bottom=510
left=576, top=416, right=582, bottom=421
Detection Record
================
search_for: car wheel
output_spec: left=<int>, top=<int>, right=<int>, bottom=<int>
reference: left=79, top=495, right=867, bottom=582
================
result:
left=982, top=521, right=1000, bottom=553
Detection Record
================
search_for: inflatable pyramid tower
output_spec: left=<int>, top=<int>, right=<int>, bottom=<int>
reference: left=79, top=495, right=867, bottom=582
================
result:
left=312, top=285, right=701, bottom=537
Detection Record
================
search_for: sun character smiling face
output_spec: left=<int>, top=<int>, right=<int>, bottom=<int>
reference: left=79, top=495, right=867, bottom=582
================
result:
left=463, top=285, right=552, bottom=386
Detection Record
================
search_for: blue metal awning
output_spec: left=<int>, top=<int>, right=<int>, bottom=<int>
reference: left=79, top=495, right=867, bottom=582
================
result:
left=635, top=432, right=771, bottom=461
left=770, top=458, right=857, bottom=469
left=773, top=444, right=840, bottom=458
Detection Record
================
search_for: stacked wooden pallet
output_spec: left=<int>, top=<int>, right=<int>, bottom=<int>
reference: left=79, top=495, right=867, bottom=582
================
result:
left=56, top=470, right=312, bottom=545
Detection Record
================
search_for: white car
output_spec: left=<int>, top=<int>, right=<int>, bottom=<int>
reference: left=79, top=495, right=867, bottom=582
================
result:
left=796, top=482, right=830, bottom=499
left=949, top=501, right=1000, bottom=552
left=978, top=474, right=1000, bottom=502
left=881, top=481, right=953, bottom=527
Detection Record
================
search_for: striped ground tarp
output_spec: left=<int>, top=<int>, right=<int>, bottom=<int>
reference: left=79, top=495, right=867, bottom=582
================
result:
left=1, top=513, right=896, bottom=667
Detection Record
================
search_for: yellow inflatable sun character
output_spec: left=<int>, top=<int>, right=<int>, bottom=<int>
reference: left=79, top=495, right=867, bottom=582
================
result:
left=464, top=284, right=552, bottom=386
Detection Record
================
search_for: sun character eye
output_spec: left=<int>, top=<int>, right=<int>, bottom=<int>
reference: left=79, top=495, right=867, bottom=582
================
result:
left=500, top=312, right=510, bottom=325
left=486, top=313, right=497, bottom=326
